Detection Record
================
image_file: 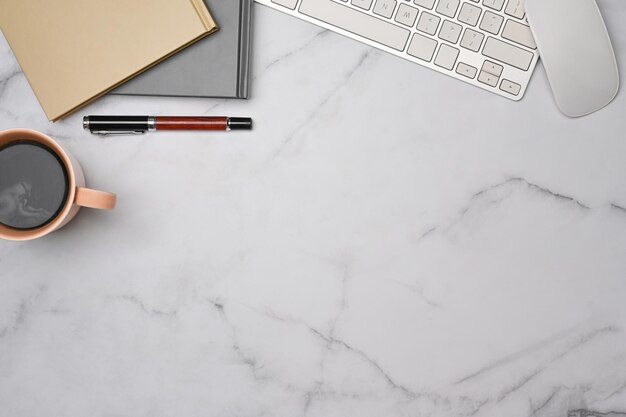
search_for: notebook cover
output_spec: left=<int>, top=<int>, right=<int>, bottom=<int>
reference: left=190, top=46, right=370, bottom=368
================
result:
left=0, top=0, right=217, bottom=121
left=113, top=0, right=252, bottom=99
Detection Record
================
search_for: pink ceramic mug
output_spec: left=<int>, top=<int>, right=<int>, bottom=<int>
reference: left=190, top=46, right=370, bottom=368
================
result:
left=0, top=129, right=116, bottom=241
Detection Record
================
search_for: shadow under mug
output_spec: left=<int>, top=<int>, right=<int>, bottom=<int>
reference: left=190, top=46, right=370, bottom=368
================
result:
left=0, top=128, right=116, bottom=241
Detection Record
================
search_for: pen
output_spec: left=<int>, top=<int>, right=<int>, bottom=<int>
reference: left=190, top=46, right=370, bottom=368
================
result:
left=83, top=115, right=253, bottom=136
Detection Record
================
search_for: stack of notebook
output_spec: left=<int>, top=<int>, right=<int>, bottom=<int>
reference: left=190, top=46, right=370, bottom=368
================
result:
left=0, top=0, right=252, bottom=121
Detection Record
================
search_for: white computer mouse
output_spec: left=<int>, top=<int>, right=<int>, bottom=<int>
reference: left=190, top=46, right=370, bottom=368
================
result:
left=525, top=0, right=619, bottom=117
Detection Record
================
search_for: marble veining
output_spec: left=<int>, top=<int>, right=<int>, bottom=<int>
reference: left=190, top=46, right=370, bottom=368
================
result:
left=1, top=2, right=626, bottom=416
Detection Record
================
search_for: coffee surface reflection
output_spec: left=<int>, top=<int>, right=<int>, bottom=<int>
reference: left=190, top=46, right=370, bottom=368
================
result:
left=0, top=141, right=68, bottom=229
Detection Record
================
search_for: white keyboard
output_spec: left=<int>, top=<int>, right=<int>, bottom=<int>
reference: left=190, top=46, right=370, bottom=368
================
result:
left=256, top=0, right=540, bottom=100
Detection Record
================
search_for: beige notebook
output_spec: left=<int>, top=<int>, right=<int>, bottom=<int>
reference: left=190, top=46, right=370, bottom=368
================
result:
left=0, top=0, right=217, bottom=121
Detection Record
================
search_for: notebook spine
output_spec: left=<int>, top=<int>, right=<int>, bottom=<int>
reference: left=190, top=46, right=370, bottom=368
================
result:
left=237, top=0, right=253, bottom=99
left=190, top=0, right=216, bottom=31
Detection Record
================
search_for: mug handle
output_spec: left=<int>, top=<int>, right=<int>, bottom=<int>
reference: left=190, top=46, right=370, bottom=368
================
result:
left=74, top=187, right=117, bottom=210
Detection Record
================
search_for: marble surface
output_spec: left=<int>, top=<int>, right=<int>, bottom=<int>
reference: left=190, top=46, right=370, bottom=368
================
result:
left=1, top=2, right=626, bottom=416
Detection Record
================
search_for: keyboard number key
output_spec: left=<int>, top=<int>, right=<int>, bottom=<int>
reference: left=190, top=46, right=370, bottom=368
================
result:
left=395, top=3, right=419, bottom=26
left=460, top=28, right=484, bottom=52
left=373, top=0, right=398, bottom=18
left=407, top=32, right=438, bottom=62
left=500, top=79, right=521, bottom=95
left=434, top=43, right=460, bottom=70
left=416, top=12, right=441, bottom=35
left=456, top=62, right=477, bottom=78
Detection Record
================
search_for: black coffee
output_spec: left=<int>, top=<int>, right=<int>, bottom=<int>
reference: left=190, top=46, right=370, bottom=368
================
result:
left=0, top=140, right=69, bottom=230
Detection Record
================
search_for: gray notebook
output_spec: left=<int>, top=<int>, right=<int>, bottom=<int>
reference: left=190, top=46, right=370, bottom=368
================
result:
left=112, top=0, right=251, bottom=98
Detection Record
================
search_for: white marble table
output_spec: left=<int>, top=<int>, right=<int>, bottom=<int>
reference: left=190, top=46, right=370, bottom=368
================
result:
left=1, top=2, right=626, bottom=416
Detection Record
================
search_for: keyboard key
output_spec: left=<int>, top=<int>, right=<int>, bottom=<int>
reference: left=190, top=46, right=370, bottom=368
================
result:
left=438, top=20, right=463, bottom=44
left=436, top=0, right=460, bottom=18
left=456, top=62, right=477, bottom=78
left=481, top=60, right=503, bottom=76
left=414, top=0, right=436, bottom=9
left=482, top=36, right=533, bottom=70
left=300, top=0, right=410, bottom=51
left=478, top=70, right=499, bottom=86
left=272, top=0, right=298, bottom=9
left=395, top=3, right=419, bottom=26
left=460, top=28, right=484, bottom=51
left=483, top=0, right=505, bottom=11
left=434, top=44, right=459, bottom=69
left=480, top=10, right=504, bottom=34
left=373, top=0, right=398, bottom=18
left=352, top=0, right=374, bottom=10
left=416, top=12, right=441, bottom=35
left=504, top=0, right=525, bottom=19
left=501, top=19, right=536, bottom=49
left=407, top=32, right=438, bottom=61
left=500, top=79, right=521, bottom=95
left=457, top=2, right=482, bottom=26
left=262, top=0, right=538, bottom=100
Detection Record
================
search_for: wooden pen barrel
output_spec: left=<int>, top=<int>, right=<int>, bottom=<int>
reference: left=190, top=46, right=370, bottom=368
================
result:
left=155, top=116, right=227, bottom=130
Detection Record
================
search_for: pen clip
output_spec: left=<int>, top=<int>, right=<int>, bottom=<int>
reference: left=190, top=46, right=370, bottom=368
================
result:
left=91, top=130, right=146, bottom=136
